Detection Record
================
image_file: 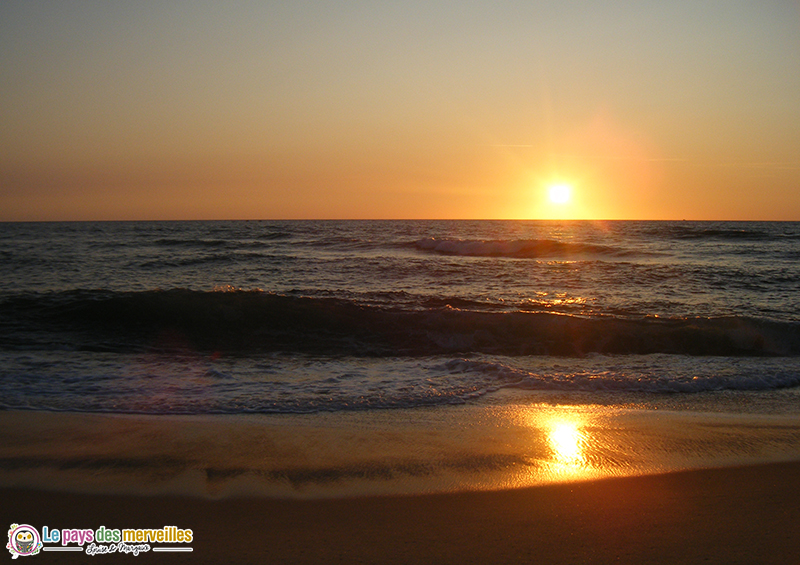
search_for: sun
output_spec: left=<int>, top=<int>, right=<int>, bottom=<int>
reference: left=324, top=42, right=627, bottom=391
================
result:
left=548, top=183, right=572, bottom=205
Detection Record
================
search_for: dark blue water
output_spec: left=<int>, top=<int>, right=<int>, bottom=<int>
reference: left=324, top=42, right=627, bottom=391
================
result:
left=1, top=220, right=798, bottom=414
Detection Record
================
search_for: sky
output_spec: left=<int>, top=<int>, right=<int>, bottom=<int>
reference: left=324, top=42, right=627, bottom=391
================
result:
left=1, top=1, right=799, bottom=221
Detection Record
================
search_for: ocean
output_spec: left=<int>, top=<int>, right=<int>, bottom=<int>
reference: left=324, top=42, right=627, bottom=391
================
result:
left=1, top=220, right=799, bottom=497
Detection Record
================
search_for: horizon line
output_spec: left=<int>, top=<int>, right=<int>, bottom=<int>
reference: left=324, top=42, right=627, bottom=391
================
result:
left=1, top=218, right=797, bottom=223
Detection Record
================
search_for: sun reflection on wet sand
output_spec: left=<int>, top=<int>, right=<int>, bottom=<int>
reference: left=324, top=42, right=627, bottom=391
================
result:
left=485, top=402, right=800, bottom=491
left=549, top=421, right=584, bottom=463
left=539, top=410, right=603, bottom=482
left=510, top=404, right=622, bottom=485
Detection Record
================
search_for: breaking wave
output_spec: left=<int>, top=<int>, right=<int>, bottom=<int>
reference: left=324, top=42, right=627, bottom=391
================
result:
left=414, top=238, right=643, bottom=258
left=1, top=289, right=797, bottom=357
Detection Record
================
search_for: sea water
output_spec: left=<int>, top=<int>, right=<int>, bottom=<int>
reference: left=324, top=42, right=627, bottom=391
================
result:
left=1, top=220, right=798, bottom=496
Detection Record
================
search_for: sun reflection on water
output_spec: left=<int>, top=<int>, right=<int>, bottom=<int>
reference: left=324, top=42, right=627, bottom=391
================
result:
left=549, top=421, right=584, bottom=464
left=541, top=413, right=597, bottom=481
left=511, top=405, right=610, bottom=484
left=468, top=403, right=645, bottom=491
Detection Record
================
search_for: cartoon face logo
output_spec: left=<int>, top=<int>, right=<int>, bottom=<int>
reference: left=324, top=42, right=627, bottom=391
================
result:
left=7, top=524, right=42, bottom=559
left=16, top=531, right=33, bottom=553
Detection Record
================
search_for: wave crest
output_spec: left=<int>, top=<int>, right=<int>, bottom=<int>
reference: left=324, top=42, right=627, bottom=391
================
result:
left=414, top=238, right=638, bottom=258
left=1, top=290, right=796, bottom=357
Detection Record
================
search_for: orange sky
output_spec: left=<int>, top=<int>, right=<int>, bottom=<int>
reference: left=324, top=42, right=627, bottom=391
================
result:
left=1, top=1, right=799, bottom=220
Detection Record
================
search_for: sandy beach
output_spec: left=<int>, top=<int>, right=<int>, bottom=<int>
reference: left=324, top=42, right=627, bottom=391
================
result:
left=5, top=460, right=800, bottom=564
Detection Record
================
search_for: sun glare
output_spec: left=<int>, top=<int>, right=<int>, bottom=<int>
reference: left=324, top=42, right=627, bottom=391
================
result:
left=548, top=184, right=572, bottom=205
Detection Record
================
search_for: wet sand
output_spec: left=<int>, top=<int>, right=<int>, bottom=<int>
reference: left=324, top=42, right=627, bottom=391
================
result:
left=4, top=406, right=800, bottom=500
left=5, top=460, right=800, bottom=564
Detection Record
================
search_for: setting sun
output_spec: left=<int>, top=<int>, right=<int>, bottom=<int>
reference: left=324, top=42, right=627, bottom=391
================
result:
left=548, top=184, right=572, bottom=205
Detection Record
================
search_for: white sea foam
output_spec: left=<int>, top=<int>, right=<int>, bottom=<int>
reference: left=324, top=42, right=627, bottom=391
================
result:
left=1, top=351, right=798, bottom=415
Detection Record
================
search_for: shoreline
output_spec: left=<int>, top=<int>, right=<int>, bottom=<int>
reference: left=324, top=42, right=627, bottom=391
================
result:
left=5, top=460, right=800, bottom=564
left=3, top=404, right=800, bottom=499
